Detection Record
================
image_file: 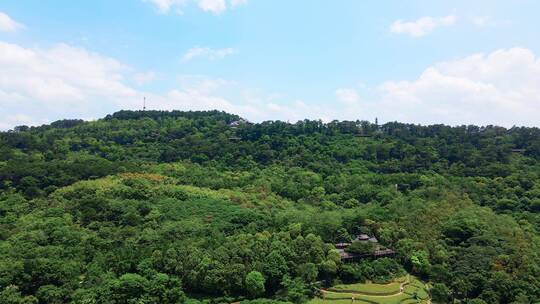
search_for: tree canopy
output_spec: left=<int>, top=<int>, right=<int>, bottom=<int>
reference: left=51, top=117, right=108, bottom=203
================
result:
left=1, top=110, right=540, bottom=303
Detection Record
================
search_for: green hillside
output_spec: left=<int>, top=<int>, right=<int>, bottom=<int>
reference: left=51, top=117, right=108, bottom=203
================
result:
left=1, top=110, right=540, bottom=303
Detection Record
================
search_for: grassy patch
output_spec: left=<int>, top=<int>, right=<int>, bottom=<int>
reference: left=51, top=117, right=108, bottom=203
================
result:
left=310, top=276, right=430, bottom=304
left=329, top=282, right=401, bottom=295
left=311, top=293, right=413, bottom=304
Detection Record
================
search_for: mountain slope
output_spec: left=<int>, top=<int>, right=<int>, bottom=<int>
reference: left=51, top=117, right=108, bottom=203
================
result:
left=1, top=110, right=540, bottom=303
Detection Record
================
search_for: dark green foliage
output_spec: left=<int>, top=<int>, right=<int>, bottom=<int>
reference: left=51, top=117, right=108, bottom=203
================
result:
left=431, top=283, right=451, bottom=303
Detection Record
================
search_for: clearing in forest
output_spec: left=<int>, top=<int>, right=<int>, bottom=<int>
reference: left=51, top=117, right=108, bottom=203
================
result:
left=310, top=275, right=430, bottom=304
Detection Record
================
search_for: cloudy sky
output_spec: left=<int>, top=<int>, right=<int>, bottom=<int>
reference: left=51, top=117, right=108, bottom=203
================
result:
left=1, top=0, right=540, bottom=129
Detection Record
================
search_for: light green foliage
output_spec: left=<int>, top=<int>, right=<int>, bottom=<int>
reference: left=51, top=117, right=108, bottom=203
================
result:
left=245, top=271, right=266, bottom=298
left=410, top=250, right=431, bottom=276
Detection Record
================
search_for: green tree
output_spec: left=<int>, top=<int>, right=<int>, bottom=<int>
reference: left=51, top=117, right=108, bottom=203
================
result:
left=297, top=263, right=318, bottom=283
left=431, top=283, right=451, bottom=304
left=263, top=251, right=288, bottom=289
left=245, top=271, right=266, bottom=298
left=280, top=276, right=307, bottom=304
left=0, top=286, right=38, bottom=304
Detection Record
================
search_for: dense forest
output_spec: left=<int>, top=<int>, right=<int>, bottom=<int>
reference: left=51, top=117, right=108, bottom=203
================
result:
left=1, top=110, right=540, bottom=304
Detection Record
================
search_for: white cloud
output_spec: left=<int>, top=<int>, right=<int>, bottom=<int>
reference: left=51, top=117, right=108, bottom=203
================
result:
left=143, top=76, right=260, bottom=119
left=181, top=47, right=236, bottom=62
left=375, top=48, right=540, bottom=126
left=336, top=88, right=360, bottom=105
left=143, top=79, right=333, bottom=123
left=0, top=41, right=142, bottom=129
left=0, top=114, right=46, bottom=130
left=166, top=89, right=235, bottom=111
left=0, top=42, right=137, bottom=101
left=390, top=15, right=456, bottom=37
left=145, top=0, right=245, bottom=14
left=0, top=12, right=24, bottom=32
left=197, top=0, right=226, bottom=14
left=0, top=40, right=302, bottom=130
left=3, top=39, right=538, bottom=130
left=0, top=40, right=308, bottom=129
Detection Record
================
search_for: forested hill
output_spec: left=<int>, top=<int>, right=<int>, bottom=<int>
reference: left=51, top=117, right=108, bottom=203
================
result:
left=1, top=110, right=540, bottom=303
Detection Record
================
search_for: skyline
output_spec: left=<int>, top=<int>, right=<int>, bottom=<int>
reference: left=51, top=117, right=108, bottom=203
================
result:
left=1, top=0, right=540, bottom=129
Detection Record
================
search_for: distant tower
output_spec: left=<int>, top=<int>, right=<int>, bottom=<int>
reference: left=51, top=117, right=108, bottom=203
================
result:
left=375, top=117, right=378, bottom=126
left=143, top=97, right=146, bottom=111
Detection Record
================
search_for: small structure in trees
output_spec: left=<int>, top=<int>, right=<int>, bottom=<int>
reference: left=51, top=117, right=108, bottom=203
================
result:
left=335, top=243, right=352, bottom=249
left=335, top=234, right=395, bottom=263
left=355, top=234, right=370, bottom=241
left=229, top=118, right=250, bottom=128
left=228, top=118, right=250, bottom=140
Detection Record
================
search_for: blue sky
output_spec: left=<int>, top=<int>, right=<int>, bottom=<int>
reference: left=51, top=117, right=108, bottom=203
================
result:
left=1, top=0, right=540, bottom=129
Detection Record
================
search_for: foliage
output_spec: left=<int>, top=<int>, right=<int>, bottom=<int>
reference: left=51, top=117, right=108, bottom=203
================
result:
left=1, top=110, right=540, bottom=303
left=246, top=271, right=266, bottom=298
